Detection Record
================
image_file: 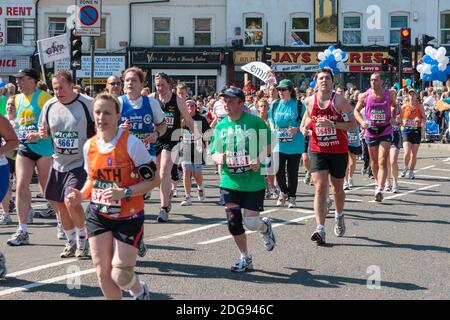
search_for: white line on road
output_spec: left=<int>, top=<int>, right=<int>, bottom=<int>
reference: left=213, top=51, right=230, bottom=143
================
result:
left=398, top=180, right=429, bottom=186
left=369, top=184, right=440, bottom=202
left=346, top=198, right=363, bottom=202
left=6, top=259, right=78, bottom=278
left=415, top=165, right=436, bottom=172
left=0, top=268, right=96, bottom=297
left=416, top=174, right=450, bottom=180
left=431, top=168, right=450, bottom=173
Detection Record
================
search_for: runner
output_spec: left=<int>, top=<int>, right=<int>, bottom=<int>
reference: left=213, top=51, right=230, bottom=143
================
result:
left=268, top=79, right=305, bottom=208
left=118, top=67, right=166, bottom=256
left=400, top=88, right=426, bottom=179
left=6, top=68, right=53, bottom=246
left=150, top=73, right=195, bottom=222
left=38, top=71, right=94, bottom=258
left=209, top=86, right=276, bottom=272
left=66, top=93, right=154, bottom=300
left=0, top=108, right=19, bottom=278
left=300, top=68, right=356, bottom=245
left=354, top=73, right=396, bottom=202
left=180, top=99, right=211, bottom=206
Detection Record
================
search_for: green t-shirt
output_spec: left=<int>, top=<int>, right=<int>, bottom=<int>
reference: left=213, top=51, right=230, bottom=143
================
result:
left=209, top=112, right=271, bottom=192
left=0, top=95, right=6, bottom=116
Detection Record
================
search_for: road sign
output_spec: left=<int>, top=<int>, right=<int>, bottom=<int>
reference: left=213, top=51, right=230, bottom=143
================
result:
left=75, top=0, right=102, bottom=36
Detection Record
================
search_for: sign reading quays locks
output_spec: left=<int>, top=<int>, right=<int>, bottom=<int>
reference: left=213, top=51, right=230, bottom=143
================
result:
left=132, top=51, right=222, bottom=67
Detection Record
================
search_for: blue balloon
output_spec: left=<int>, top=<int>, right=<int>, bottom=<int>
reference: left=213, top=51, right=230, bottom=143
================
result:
left=446, top=65, right=450, bottom=74
left=0, top=81, right=5, bottom=88
left=423, top=74, right=432, bottom=81
left=406, top=79, right=412, bottom=86
left=437, top=72, right=447, bottom=82
left=423, top=55, right=432, bottom=64
left=329, top=60, right=337, bottom=69
left=431, top=64, right=439, bottom=74
left=328, top=46, right=336, bottom=52
left=328, top=54, right=336, bottom=63
left=394, top=83, right=400, bottom=90
left=430, top=59, right=439, bottom=65
left=319, top=60, right=328, bottom=68
left=309, top=80, right=316, bottom=88
left=333, top=67, right=340, bottom=75
left=341, top=52, right=347, bottom=60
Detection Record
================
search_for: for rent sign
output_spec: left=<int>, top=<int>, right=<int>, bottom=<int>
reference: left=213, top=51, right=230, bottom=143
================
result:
left=0, top=1, right=35, bottom=46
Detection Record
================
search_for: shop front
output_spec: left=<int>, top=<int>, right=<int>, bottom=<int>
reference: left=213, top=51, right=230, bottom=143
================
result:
left=130, top=49, right=226, bottom=97
left=0, top=56, right=31, bottom=83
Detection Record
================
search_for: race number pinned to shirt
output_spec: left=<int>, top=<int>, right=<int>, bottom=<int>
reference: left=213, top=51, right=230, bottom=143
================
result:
left=165, top=112, right=175, bottom=128
left=55, top=131, right=79, bottom=154
left=91, top=180, right=122, bottom=216
left=316, top=124, right=337, bottom=142
left=370, top=109, right=386, bottom=124
left=18, top=124, right=38, bottom=144
left=404, top=118, right=421, bottom=129
left=276, top=128, right=293, bottom=142
left=226, top=151, right=251, bottom=174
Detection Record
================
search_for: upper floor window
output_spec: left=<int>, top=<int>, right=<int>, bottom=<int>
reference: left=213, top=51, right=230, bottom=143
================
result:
left=290, top=17, right=310, bottom=46
left=441, top=12, right=450, bottom=46
left=342, top=15, right=361, bottom=45
left=6, top=19, right=23, bottom=44
left=390, top=15, right=408, bottom=44
left=153, top=18, right=170, bottom=46
left=95, top=18, right=107, bottom=49
left=244, top=16, right=263, bottom=46
left=48, top=17, right=66, bottom=37
left=194, top=18, right=211, bottom=46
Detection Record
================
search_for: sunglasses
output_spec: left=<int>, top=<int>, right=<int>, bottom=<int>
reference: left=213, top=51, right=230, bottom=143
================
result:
left=108, top=82, right=121, bottom=86
left=278, top=88, right=290, bottom=91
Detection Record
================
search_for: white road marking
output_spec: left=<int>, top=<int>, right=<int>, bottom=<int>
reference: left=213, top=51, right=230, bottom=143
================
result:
left=398, top=180, right=428, bottom=186
left=416, top=174, right=450, bottom=180
left=369, top=184, right=440, bottom=202
left=0, top=268, right=96, bottom=297
left=6, top=259, right=78, bottom=278
left=346, top=198, right=363, bottom=202
left=431, top=168, right=450, bottom=173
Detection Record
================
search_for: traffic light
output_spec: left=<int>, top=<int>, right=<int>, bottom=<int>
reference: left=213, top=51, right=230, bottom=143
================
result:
left=388, top=47, right=398, bottom=66
left=399, top=27, right=412, bottom=67
left=422, top=34, right=436, bottom=53
left=262, top=46, right=272, bottom=67
left=70, top=28, right=82, bottom=70
left=381, top=58, right=390, bottom=72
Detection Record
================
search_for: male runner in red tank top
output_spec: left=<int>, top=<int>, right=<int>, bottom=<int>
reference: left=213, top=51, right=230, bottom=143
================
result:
left=301, top=68, right=356, bottom=245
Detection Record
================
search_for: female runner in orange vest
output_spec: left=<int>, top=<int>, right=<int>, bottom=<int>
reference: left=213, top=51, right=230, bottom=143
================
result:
left=67, top=93, right=160, bottom=300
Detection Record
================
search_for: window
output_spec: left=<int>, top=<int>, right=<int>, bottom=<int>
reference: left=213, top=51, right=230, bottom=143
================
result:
left=290, top=17, right=310, bottom=46
left=390, top=15, right=408, bottom=44
left=441, top=12, right=450, bottom=46
left=95, top=18, right=107, bottom=49
left=153, top=18, right=170, bottom=46
left=6, top=19, right=23, bottom=44
left=48, top=17, right=66, bottom=37
left=244, top=17, right=263, bottom=46
left=343, top=15, right=361, bottom=45
left=194, top=18, right=211, bottom=46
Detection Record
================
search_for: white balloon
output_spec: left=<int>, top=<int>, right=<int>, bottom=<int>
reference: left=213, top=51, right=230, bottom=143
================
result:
left=334, top=52, right=342, bottom=62
left=337, top=61, right=346, bottom=71
left=441, top=56, right=449, bottom=66
left=324, top=49, right=331, bottom=57
left=437, top=46, right=447, bottom=56
left=318, top=52, right=325, bottom=61
left=435, top=52, right=444, bottom=61
left=341, top=54, right=349, bottom=62
left=438, top=63, right=446, bottom=71
left=429, top=49, right=437, bottom=60
left=416, top=64, right=424, bottom=73
left=425, top=46, right=433, bottom=55
left=422, top=64, right=432, bottom=74
left=335, top=49, right=342, bottom=54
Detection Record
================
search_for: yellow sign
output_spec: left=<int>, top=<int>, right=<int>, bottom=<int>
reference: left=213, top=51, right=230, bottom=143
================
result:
left=234, top=51, right=257, bottom=65
left=271, top=51, right=388, bottom=65
left=436, top=100, right=450, bottom=112
left=81, top=78, right=107, bottom=85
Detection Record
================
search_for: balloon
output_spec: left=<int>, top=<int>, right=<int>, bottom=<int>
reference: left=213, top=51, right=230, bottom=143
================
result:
left=441, top=56, right=449, bottom=66
left=416, top=64, right=424, bottom=73
left=341, top=52, right=348, bottom=62
left=438, top=63, right=447, bottom=71
left=328, top=54, right=336, bottom=63
left=0, top=81, right=5, bottom=88
left=333, top=67, right=340, bottom=75
left=446, top=65, right=450, bottom=74
left=319, top=60, right=328, bottom=68
left=435, top=52, right=444, bottom=62
left=423, top=64, right=432, bottom=74
left=423, top=55, right=432, bottom=64
left=437, top=72, right=447, bottom=82
left=318, top=52, right=326, bottom=61
left=328, top=46, right=336, bottom=52
left=405, top=79, right=412, bottom=86
left=431, top=64, right=439, bottom=74
left=425, top=46, right=433, bottom=55
left=430, top=59, right=439, bottom=66
left=324, top=49, right=331, bottom=56
left=394, top=83, right=400, bottom=90
left=334, top=52, right=342, bottom=62
left=423, top=73, right=432, bottom=81
left=429, top=49, right=437, bottom=60
left=437, top=46, right=447, bottom=57
left=309, top=80, right=316, bottom=88
left=337, top=61, right=346, bottom=71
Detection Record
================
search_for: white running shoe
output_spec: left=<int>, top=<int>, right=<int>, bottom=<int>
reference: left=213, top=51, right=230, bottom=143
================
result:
left=276, top=192, right=287, bottom=207
left=287, top=197, right=296, bottom=208
left=408, top=170, right=415, bottom=180
left=348, top=177, right=354, bottom=188
left=400, top=167, right=408, bottom=178
left=0, top=214, right=12, bottom=225
left=392, top=182, right=399, bottom=193
left=7, top=230, right=29, bottom=246
left=180, top=196, right=192, bottom=206
left=0, top=252, right=6, bottom=279
left=343, top=181, right=350, bottom=190
left=230, top=255, right=253, bottom=273
left=261, top=217, right=276, bottom=251
left=197, top=188, right=205, bottom=201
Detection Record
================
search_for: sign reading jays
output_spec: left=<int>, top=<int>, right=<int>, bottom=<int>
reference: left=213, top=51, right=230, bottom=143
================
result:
left=75, top=0, right=102, bottom=37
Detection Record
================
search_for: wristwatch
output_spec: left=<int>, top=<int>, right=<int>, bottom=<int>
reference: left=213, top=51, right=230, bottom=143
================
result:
left=124, top=187, right=133, bottom=200
left=155, top=130, right=160, bottom=140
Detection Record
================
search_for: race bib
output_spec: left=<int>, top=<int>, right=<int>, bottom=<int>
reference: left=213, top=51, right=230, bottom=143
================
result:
left=404, top=119, right=420, bottom=129
left=276, top=128, right=293, bottom=142
left=165, top=112, right=175, bottom=128
left=18, top=124, right=37, bottom=143
left=348, top=132, right=358, bottom=144
left=370, top=110, right=386, bottom=123
left=226, top=154, right=251, bottom=174
left=55, top=131, right=79, bottom=153
left=91, top=180, right=122, bottom=215
left=316, top=125, right=337, bottom=141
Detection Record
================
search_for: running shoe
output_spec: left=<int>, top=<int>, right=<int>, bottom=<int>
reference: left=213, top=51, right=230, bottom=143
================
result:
left=230, top=255, right=253, bottom=273
left=198, top=188, right=205, bottom=201
left=133, top=282, right=150, bottom=300
left=60, top=243, right=76, bottom=258
left=303, top=171, right=311, bottom=185
left=75, top=242, right=90, bottom=260
left=384, top=183, right=392, bottom=192
left=276, top=192, right=287, bottom=207
left=261, top=217, right=276, bottom=251
left=392, top=182, right=399, bottom=194
left=180, top=196, right=192, bottom=206
left=157, top=207, right=169, bottom=223
left=343, top=181, right=350, bottom=190
left=287, top=197, right=297, bottom=208
left=311, top=227, right=326, bottom=245
left=56, top=223, right=67, bottom=240
left=374, top=189, right=383, bottom=202
left=334, top=215, right=346, bottom=237
left=0, top=214, right=12, bottom=225
left=6, top=230, right=29, bottom=246
left=400, top=167, right=408, bottom=178
left=348, top=177, right=354, bottom=188
left=408, top=170, right=415, bottom=180
left=137, top=238, right=148, bottom=258
left=8, top=200, right=15, bottom=213
left=171, top=188, right=178, bottom=198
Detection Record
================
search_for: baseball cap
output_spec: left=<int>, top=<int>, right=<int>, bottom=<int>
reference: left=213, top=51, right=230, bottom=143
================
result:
left=13, top=68, right=39, bottom=81
left=408, top=88, right=418, bottom=94
left=219, top=86, right=245, bottom=101
left=276, top=79, right=294, bottom=90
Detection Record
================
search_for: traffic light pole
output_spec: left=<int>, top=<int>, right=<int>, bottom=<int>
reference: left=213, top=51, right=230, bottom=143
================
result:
left=90, top=36, right=95, bottom=97
left=398, top=44, right=402, bottom=89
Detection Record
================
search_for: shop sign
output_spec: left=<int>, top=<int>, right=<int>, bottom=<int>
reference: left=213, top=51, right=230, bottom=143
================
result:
left=0, top=56, right=30, bottom=73
left=81, top=78, right=106, bottom=85
left=132, top=51, right=221, bottom=66
left=0, top=2, right=35, bottom=46
left=271, top=51, right=387, bottom=66
left=233, top=51, right=257, bottom=65
left=55, top=56, right=125, bottom=78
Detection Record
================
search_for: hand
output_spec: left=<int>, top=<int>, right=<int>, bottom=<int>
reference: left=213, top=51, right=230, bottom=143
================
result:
left=287, top=126, right=298, bottom=136
left=119, top=119, right=132, bottom=130
left=316, top=117, right=334, bottom=128
left=102, top=188, right=125, bottom=202
left=26, top=132, right=40, bottom=143
left=249, top=159, right=260, bottom=172
left=360, top=121, right=369, bottom=130
left=212, top=152, right=225, bottom=165
left=143, top=132, right=158, bottom=144
left=38, top=123, right=49, bottom=139
left=66, top=187, right=82, bottom=207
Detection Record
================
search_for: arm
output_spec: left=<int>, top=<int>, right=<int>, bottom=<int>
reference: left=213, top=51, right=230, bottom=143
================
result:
left=354, top=92, right=368, bottom=129
left=0, top=116, right=19, bottom=155
left=300, top=97, right=312, bottom=136
left=178, top=97, right=195, bottom=132
left=333, top=95, right=357, bottom=132
left=419, top=104, right=427, bottom=126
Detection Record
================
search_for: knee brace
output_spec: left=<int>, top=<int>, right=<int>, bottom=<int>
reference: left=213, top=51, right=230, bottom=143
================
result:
left=243, top=216, right=264, bottom=232
left=226, top=207, right=245, bottom=236
left=112, top=265, right=137, bottom=291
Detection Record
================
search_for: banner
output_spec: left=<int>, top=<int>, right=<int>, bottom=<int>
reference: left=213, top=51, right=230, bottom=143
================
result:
left=37, top=34, right=70, bottom=65
left=241, top=61, right=274, bottom=83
